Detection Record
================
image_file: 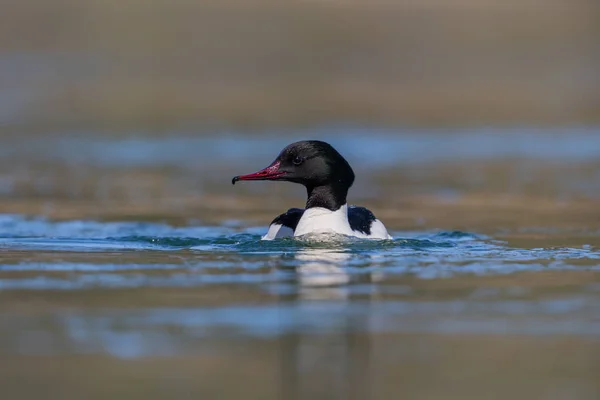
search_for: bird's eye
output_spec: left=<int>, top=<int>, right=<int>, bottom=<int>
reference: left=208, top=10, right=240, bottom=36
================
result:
left=292, top=156, right=304, bottom=166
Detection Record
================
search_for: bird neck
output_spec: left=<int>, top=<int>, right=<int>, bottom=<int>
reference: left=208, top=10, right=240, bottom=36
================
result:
left=305, top=183, right=348, bottom=211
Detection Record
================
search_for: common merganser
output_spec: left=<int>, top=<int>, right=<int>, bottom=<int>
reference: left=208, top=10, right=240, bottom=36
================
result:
left=232, top=140, right=392, bottom=240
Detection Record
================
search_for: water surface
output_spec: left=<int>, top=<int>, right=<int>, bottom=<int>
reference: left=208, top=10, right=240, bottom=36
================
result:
left=1, top=129, right=600, bottom=399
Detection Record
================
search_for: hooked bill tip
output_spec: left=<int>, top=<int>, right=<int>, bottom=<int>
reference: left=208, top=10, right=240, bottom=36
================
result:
left=232, top=176, right=239, bottom=185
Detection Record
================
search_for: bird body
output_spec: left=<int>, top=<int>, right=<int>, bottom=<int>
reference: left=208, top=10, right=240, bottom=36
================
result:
left=232, top=140, right=392, bottom=240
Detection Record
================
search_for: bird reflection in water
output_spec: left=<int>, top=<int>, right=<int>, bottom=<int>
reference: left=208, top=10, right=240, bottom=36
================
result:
left=279, top=246, right=382, bottom=400
left=296, top=248, right=351, bottom=300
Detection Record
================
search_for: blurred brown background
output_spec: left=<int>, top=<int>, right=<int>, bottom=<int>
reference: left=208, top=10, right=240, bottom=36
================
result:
left=1, top=0, right=599, bottom=133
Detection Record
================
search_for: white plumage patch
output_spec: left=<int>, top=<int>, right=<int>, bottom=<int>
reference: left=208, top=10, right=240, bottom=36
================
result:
left=296, top=204, right=392, bottom=240
left=261, top=223, right=294, bottom=240
left=368, top=219, right=393, bottom=240
left=293, top=205, right=353, bottom=238
left=261, top=204, right=392, bottom=241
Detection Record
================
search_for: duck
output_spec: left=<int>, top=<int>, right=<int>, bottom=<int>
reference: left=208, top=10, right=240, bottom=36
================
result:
left=232, top=140, right=392, bottom=240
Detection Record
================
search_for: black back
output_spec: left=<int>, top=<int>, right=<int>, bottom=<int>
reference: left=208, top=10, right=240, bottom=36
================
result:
left=270, top=206, right=376, bottom=236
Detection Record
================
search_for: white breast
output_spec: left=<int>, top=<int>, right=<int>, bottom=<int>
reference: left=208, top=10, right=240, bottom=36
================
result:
left=294, top=204, right=353, bottom=237
left=293, top=204, right=392, bottom=240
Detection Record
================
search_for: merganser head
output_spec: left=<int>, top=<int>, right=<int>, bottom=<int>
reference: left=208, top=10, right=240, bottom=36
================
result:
left=232, top=140, right=355, bottom=210
left=232, top=140, right=354, bottom=189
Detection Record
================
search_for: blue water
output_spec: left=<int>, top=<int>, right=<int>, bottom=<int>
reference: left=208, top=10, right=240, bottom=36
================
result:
left=1, top=214, right=599, bottom=358
left=1, top=129, right=600, bottom=363
left=3, top=127, right=600, bottom=168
